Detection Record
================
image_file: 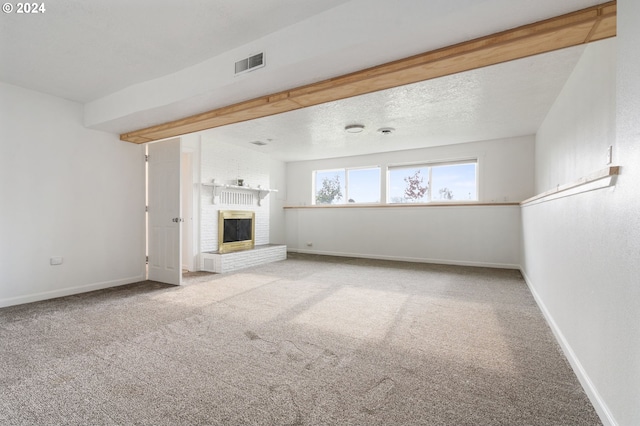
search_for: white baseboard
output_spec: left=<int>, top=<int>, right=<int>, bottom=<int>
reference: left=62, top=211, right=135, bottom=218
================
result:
left=287, top=248, right=520, bottom=270
left=519, top=267, right=617, bottom=426
left=0, top=275, right=145, bottom=308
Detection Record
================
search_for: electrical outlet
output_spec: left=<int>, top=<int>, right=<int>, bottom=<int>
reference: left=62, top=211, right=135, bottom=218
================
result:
left=306, top=242, right=313, bottom=247
left=606, top=145, right=613, bottom=164
left=50, top=256, right=63, bottom=265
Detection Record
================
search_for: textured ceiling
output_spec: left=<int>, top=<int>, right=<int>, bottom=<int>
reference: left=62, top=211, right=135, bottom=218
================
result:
left=202, top=46, right=585, bottom=162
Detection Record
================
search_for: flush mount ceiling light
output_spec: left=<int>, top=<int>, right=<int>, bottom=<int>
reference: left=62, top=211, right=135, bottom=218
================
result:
left=378, top=127, right=395, bottom=135
left=250, top=140, right=267, bottom=146
left=344, top=124, right=365, bottom=134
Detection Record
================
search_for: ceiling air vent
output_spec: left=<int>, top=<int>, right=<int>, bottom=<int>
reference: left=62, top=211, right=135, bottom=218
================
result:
left=235, top=52, right=265, bottom=75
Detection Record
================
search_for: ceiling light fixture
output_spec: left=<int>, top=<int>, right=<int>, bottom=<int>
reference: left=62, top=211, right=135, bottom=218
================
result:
left=250, top=140, right=267, bottom=146
left=345, top=124, right=365, bottom=133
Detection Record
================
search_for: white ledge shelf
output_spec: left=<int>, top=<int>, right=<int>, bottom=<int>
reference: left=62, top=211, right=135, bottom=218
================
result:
left=202, top=180, right=278, bottom=206
left=520, top=166, right=620, bottom=206
left=283, top=202, right=519, bottom=209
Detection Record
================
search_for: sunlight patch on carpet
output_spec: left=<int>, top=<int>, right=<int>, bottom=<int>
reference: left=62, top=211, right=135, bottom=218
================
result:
left=292, top=286, right=408, bottom=341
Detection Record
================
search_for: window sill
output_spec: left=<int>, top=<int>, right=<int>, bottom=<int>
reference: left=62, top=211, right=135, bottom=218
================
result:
left=283, top=202, right=519, bottom=209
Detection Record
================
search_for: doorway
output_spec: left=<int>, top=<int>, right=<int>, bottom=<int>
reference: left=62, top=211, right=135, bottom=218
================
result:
left=181, top=151, right=194, bottom=272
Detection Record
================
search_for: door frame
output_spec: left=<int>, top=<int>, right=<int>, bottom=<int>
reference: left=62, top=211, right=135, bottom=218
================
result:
left=181, top=150, right=194, bottom=272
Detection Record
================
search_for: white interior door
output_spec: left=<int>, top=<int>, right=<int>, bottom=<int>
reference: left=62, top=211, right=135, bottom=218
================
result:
left=148, top=138, right=182, bottom=285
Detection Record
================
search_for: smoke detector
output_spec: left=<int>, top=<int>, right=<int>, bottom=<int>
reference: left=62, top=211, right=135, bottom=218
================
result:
left=378, top=127, right=395, bottom=135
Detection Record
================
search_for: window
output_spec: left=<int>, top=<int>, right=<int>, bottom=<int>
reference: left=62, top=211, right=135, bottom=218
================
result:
left=314, top=169, right=345, bottom=204
left=388, top=160, right=477, bottom=203
left=346, top=168, right=381, bottom=203
left=312, top=161, right=476, bottom=205
left=314, top=167, right=380, bottom=204
left=431, top=161, right=477, bottom=201
left=388, top=165, right=430, bottom=203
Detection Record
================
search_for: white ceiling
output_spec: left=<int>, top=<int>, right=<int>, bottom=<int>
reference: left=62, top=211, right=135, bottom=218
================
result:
left=0, top=0, right=601, bottom=162
left=0, top=0, right=351, bottom=102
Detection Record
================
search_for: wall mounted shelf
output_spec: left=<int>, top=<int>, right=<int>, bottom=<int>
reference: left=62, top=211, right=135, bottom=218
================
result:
left=202, top=180, right=278, bottom=206
left=520, top=166, right=620, bottom=206
left=283, top=202, right=519, bottom=209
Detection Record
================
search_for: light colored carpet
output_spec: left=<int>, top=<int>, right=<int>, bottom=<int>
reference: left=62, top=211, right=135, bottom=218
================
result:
left=0, top=253, right=601, bottom=425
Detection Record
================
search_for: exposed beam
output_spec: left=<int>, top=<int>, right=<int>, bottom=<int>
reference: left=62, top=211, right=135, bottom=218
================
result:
left=120, top=1, right=616, bottom=144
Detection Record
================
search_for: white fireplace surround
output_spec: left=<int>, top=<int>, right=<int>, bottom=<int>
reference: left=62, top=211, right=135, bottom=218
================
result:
left=198, top=149, right=285, bottom=271
left=201, top=244, right=287, bottom=274
left=198, top=138, right=286, bottom=272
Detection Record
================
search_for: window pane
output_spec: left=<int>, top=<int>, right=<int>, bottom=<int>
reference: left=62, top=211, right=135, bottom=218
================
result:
left=347, top=168, right=380, bottom=203
left=388, top=166, right=430, bottom=203
left=431, top=163, right=477, bottom=201
left=315, top=170, right=345, bottom=204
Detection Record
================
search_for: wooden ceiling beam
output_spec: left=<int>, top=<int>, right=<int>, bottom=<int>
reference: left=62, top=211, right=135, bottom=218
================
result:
left=120, top=1, right=616, bottom=144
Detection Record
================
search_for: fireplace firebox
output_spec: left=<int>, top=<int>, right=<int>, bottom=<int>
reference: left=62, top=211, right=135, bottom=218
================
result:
left=218, top=210, right=255, bottom=254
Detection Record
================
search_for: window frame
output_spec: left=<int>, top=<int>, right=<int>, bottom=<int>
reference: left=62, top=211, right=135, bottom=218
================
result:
left=313, top=165, right=381, bottom=205
left=386, top=158, right=478, bottom=204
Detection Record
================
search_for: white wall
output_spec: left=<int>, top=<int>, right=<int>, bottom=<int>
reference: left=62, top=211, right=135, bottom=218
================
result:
left=285, top=136, right=533, bottom=267
left=534, top=43, right=616, bottom=191
left=286, top=205, right=522, bottom=268
left=199, top=138, right=285, bottom=256
left=269, top=157, right=287, bottom=245
left=181, top=133, right=202, bottom=272
left=522, top=34, right=640, bottom=426
left=0, top=82, right=145, bottom=307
